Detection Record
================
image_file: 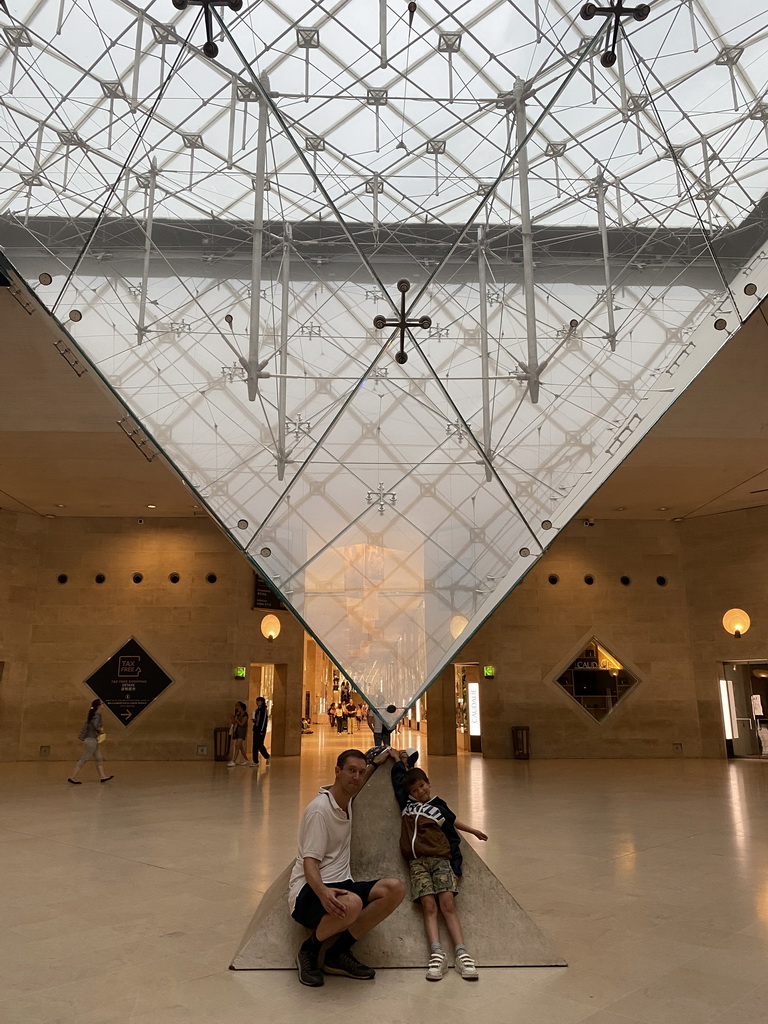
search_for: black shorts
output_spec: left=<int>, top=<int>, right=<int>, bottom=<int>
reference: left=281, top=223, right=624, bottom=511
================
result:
left=291, top=878, right=379, bottom=930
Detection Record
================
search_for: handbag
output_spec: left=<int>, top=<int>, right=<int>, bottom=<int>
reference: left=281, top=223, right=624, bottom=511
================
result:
left=97, top=732, right=106, bottom=744
left=77, top=723, right=89, bottom=741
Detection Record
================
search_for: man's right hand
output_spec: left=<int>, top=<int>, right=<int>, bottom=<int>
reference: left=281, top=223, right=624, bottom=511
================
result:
left=319, top=886, right=349, bottom=918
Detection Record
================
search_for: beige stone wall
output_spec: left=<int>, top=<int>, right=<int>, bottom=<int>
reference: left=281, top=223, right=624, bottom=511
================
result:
left=679, top=505, right=768, bottom=758
left=454, top=519, right=703, bottom=758
left=5, top=505, right=768, bottom=761
left=0, top=511, right=304, bottom=761
left=0, top=512, right=42, bottom=758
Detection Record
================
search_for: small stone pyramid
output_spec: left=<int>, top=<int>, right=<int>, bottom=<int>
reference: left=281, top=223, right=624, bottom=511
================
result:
left=231, top=763, right=566, bottom=969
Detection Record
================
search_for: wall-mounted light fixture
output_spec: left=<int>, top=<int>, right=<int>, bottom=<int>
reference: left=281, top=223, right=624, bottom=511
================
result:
left=260, top=614, right=281, bottom=642
left=723, top=608, right=750, bottom=639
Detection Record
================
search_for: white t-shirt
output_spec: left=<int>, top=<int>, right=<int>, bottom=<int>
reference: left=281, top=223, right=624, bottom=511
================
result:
left=288, top=786, right=353, bottom=911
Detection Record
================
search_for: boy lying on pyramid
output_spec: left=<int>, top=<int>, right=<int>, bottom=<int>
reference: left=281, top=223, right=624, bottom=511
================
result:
left=388, top=748, right=488, bottom=981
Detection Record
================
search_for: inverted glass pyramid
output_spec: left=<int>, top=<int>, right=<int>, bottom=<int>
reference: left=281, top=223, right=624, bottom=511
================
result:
left=2, top=1, right=768, bottom=725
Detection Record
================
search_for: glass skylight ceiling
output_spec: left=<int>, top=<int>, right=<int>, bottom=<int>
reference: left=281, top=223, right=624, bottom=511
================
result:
left=2, top=0, right=768, bottom=724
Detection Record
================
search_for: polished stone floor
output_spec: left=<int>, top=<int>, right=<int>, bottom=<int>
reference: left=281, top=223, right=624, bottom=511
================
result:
left=3, top=726, right=768, bottom=1024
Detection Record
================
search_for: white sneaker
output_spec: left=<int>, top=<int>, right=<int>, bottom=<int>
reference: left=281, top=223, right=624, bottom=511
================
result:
left=455, top=950, right=479, bottom=980
left=426, top=949, right=447, bottom=981
left=239, top=761, right=254, bottom=766
left=227, top=761, right=236, bottom=767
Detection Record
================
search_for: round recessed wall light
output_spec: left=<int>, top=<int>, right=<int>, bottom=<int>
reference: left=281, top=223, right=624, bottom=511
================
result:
left=95, top=573, right=106, bottom=584
left=519, top=547, right=531, bottom=557
left=57, top=573, right=68, bottom=584
left=237, top=519, right=248, bottom=530
left=55, top=504, right=65, bottom=508
left=260, top=614, right=281, bottom=642
left=723, top=608, right=750, bottom=638
left=68, top=310, right=82, bottom=323
left=657, top=506, right=669, bottom=511
left=45, top=513, right=56, bottom=519
left=260, top=546, right=272, bottom=558
left=620, top=575, right=631, bottom=586
left=146, top=504, right=157, bottom=509
left=206, top=573, right=217, bottom=583
left=656, top=575, right=668, bottom=587
left=548, top=574, right=559, bottom=585
left=584, top=574, right=595, bottom=585
left=541, top=519, right=552, bottom=530
left=132, top=572, right=143, bottom=584
left=744, top=282, right=758, bottom=296
left=168, top=572, right=180, bottom=584
left=38, top=272, right=52, bottom=285
left=713, top=318, right=727, bottom=331
left=614, top=506, right=626, bottom=512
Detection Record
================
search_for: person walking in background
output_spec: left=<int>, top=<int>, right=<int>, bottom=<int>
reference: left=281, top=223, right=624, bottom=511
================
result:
left=367, top=707, right=392, bottom=747
left=252, top=695, right=271, bottom=767
left=68, top=698, right=113, bottom=784
left=328, top=702, right=337, bottom=730
left=228, top=701, right=252, bottom=766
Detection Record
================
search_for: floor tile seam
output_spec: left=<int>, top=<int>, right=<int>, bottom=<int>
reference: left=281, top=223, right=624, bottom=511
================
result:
left=0, top=827, right=249, bottom=886
left=0, top=947, right=227, bottom=1005
left=602, top=961, right=766, bottom=1016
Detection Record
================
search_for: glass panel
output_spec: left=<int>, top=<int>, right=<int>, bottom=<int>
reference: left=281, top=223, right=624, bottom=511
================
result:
left=3, top=2, right=768, bottom=723
left=557, top=637, right=639, bottom=724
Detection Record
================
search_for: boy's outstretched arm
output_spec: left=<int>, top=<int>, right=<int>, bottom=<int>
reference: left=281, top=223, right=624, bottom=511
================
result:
left=454, top=818, right=488, bottom=841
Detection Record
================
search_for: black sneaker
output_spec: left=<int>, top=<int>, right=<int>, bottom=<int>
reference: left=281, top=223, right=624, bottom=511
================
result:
left=322, top=948, right=375, bottom=980
left=296, top=946, right=323, bottom=987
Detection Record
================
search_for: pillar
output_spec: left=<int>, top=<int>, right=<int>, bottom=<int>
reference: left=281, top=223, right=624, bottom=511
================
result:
left=270, top=662, right=301, bottom=756
left=426, top=666, right=457, bottom=756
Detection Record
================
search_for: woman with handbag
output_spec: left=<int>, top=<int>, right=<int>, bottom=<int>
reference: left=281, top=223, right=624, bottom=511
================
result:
left=68, top=698, right=114, bottom=784
left=228, top=701, right=252, bottom=766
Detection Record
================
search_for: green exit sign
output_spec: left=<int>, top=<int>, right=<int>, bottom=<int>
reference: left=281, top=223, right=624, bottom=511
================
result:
left=483, top=665, right=495, bottom=678
left=234, top=666, right=247, bottom=679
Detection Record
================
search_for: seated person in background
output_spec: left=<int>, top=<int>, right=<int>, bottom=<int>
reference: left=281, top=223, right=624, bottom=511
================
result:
left=390, top=749, right=488, bottom=982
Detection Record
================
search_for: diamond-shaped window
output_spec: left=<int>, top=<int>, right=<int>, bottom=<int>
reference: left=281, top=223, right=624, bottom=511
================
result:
left=555, top=637, right=639, bottom=724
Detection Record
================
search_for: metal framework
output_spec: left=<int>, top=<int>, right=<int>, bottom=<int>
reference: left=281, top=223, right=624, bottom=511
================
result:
left=1, top=0, right=767, bottom=723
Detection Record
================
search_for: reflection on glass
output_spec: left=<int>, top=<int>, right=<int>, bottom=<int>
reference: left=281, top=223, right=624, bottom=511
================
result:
left=556, top=637, right=639, bottom=723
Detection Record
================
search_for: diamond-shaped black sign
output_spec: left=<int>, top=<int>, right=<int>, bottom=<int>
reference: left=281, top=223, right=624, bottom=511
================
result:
left=85, top=637, right=173, bottom=727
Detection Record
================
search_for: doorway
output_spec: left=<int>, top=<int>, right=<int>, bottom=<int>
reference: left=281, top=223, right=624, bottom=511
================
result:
left=721, top=661, right=768, bottom=757
left=454, top=662, right=481, bottom=753
left=249, top=663, right=275, bottom=740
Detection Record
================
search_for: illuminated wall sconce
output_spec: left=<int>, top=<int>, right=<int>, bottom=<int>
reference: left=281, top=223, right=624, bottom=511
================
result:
left=722, top=608, right=750, bottom=639
left=261, top=614, right=281, bottom=642
left=450, top=614, right=468, bottom=639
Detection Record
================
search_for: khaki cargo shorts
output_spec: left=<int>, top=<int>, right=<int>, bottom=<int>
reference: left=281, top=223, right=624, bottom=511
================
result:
left=409, top=856, right=457, bottom=901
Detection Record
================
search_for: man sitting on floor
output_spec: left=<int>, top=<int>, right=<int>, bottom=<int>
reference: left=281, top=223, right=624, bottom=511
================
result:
left=288, top=747, right=405, bottom=986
